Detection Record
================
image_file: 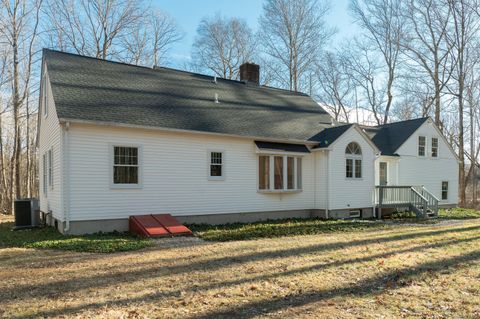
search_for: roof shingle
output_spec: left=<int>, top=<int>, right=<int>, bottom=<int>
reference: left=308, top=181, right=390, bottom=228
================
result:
left=44, top=49, right=333, bottom=142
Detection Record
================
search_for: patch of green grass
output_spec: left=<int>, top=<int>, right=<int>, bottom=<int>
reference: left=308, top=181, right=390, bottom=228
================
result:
left=439, top=207, right=480, bottom=219
left=188, top=218, right=388, bottom=242
left=0, top=221, right=153, bottom=253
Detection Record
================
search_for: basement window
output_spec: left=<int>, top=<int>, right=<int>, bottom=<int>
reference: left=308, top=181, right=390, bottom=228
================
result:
left=258, top=155, right=302, bottom=192
left=113, top=146, right=140, bottom=186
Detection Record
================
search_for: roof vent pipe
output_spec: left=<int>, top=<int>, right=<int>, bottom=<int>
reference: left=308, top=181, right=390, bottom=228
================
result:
left=214, top=93, right=219, bottom=103
left=213, top=76, right=217, bottom=84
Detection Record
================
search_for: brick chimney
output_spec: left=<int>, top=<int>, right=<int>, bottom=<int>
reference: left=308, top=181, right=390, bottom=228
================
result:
left=239, top=62, right=260, bottom=84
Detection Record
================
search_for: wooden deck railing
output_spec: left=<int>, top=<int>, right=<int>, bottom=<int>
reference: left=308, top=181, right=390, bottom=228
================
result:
left=375, top=185, right=439, bottom=219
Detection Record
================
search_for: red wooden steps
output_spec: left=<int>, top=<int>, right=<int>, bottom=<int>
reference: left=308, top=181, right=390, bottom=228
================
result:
left=129, top=214, right=192, bottom=238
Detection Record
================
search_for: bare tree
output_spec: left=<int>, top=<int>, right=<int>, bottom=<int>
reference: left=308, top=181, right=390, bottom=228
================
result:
left=350, top=0, right=404, bottom=124
left=45, top=0, right=144, bottom=60
left=122, top=10, right=182, bottom=66
left=0, top=0, right=42, bottom=211
left=344, top=40, right=386, bottom=125
left=259, top=0, right=333, bottom=92
left=315, top=51, right=353, bottom=122
left=192, top=14, right=255, bottom=80
left=445, top=0, right=480, bottom=207
left=400, top=0, right=453, bottom=129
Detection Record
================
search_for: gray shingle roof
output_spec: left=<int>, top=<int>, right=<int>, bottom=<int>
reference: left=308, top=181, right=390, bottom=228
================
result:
left=370, top=117, right=429, bottom=155
left=44, top=49, right=333, bottom=142
left=255, top=141, right=310, bottom=153
left=310, top=124, right=353, bottom=148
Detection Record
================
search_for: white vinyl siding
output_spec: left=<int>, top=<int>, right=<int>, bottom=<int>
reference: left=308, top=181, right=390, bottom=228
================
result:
left=395, top=120, right=458, bottom=204
left=66, top=124, right=316, bottom=221
left=38, top=68, right=63, bottom=219
left=326, top=127, right=376, bottom=210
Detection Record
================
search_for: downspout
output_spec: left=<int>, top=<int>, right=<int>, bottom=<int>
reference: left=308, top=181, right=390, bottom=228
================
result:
left=313, top=151, right=317, bottom=212
left=373, top=156, right=376, bottom=218
left=325, top=150, right=330, bottom=219
left=63, top=122, right=70, bottom=233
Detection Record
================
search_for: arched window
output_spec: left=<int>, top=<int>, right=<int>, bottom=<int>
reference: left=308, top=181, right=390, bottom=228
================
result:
left=345, top=142, right=362, bottom=179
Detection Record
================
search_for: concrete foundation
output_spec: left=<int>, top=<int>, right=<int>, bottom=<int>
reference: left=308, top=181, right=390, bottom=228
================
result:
left=48, top=206, right=377, bottom=234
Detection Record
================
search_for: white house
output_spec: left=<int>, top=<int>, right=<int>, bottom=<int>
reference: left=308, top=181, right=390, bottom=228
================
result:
left=38, top=50, right=459, bottom=234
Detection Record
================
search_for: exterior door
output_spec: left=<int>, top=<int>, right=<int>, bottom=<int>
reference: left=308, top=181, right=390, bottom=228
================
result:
left=379, top=162, right=388, bottom=186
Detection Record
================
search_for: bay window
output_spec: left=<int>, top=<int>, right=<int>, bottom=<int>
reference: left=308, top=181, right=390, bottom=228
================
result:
left=258, top=155, right=302, bottom=192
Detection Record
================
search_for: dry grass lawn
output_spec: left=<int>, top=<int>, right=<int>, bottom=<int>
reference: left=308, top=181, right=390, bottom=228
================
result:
left=1, top=218, right=480, bottom=318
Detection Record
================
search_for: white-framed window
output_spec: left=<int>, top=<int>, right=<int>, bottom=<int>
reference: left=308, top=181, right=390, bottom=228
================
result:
left=431, top=137, right=438, bottom=157
left=42, top=153, right=47, bottom=196
left=258, top=155, right=302, bottom=191
left=112, top=146, right=140, bottom=187
left=208, top=151, right=225, bottom=180
left=418, top=136, right=426, bottom=156
left=43, top=74, right=48, bottom=117
left=346, top=142, right=362, bottom=179
left=48, top=148, right=53, bottom=189
left=441, top=181, right=448, bottom=200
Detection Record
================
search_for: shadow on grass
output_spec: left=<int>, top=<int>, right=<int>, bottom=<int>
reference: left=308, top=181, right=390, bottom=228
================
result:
left=0, top=222, right=152, bottom=253
left=6, top=225, right=480, bottom=318
left=189, top=249, right=480, bottom=319
left=188, top=218, right=387, bottom=241
left=3, top=223, right=480, bottom=306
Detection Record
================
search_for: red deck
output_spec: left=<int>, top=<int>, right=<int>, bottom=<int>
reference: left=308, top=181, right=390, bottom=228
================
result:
left=129, top=214, right=192, bottom=238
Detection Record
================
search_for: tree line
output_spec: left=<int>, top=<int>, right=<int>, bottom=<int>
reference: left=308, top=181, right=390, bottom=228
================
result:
left=0, top=0, right=478, bottom=214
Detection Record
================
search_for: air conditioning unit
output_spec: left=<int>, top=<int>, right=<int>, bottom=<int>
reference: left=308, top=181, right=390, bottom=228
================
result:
left=349, top=210, right=361, bottom=218
left=13, top=198, right=40, bottom=229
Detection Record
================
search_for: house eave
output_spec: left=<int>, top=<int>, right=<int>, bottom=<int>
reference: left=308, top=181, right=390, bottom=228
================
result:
left=58, top=118, right=320, bottom=146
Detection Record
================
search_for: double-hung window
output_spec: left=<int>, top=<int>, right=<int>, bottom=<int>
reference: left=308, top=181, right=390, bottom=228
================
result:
left=48, top=148, right=53, bottom=189
left=42, top=153, right=47, bottom=195
left=113, top=146, right=139, bottom=186
left=431, top=137, right=438, bottom=157
left=345, top=142, right=362, bottom=179
left=441, top=181, right=448, bottom=200
left=258, top=155, right=302, bottom=191
left=209, top=151, right=224, bottom=180
left=418, top=136, right=426, bottom=156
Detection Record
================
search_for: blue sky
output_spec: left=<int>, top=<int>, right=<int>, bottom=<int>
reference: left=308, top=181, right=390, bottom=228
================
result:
left=154, top=0, right=356, bottom=67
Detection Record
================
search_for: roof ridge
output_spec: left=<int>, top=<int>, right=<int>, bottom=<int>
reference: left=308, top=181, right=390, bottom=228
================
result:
left=377, top=117, right=429, bottom=127
left=44, top=48, right=312, bottom=97
left=43, top=48, right=154, bottom=71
